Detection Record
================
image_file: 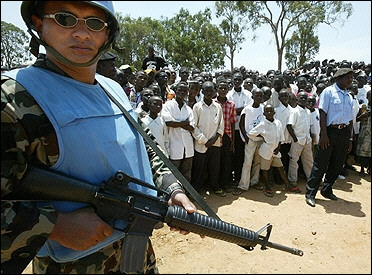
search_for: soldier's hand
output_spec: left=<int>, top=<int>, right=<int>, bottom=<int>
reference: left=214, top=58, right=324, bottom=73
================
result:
left=49, top=206, right=114, bottom=250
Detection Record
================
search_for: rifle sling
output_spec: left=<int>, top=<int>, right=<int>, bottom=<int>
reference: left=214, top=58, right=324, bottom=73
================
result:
left=102, top=87, right=219, bottom=220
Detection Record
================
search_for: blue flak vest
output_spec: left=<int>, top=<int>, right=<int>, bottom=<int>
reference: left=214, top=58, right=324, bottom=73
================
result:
left=4, top=67, right=156, bottom=262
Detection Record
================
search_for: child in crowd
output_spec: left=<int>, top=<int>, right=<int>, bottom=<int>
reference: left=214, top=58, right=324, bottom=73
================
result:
left=268, top=75, right=286, bottom=108
left=286, top=91, right=313, bottom=193
left=349, top=80, right=361, bottom=140
left=233, top=87, right=264, bottom=196
left=355, top=90, right=371, bottom=176
left=141, top=95, right=170, bottom=157
left=226, top=72, right=253, bottom=185
left=288, top=92, right=297, bottom=108
left=148, top=83, right=162, bottom=98
left=187, top=80, right=202, bottom=108
left=261, top=86, right=272, bottom=106
left=215, top=79, right=238, bottom=193
left=243, top=77, right=256, bottom=92
left=261, top=85, right=276, bottom=184
left=135, top=87, right=154, bottom=118
left=191, top=81, right=225, bottom=196
left=248, top=104, right=291, bottom=197
left=306, top=94, right=320, bottom=156
left=314, top=82, right=327, bottom=108
left=274, top=89, right=293, bottom=174
left=129, top=70, right=148, bottom=108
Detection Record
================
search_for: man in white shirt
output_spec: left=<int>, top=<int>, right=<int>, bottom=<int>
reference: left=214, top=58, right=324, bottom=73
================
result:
left=232, top=87, right=264, bottom=195
left=286, top=91, right=313, bottom=192
left=191, top=81, right=225, bottom=196
left=161, top=82, right=195, bottom=182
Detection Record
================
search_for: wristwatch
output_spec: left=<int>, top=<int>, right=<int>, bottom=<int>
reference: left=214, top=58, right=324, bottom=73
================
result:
left=165, top=183, right=185, bottom=195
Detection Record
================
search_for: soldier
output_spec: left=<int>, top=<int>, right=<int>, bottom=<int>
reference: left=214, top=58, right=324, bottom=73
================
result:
left=1, top=1, right=197, bottom=273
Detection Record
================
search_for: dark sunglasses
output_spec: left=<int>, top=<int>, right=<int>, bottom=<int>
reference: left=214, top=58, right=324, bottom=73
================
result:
left=43, top=12, right=108, bottom=32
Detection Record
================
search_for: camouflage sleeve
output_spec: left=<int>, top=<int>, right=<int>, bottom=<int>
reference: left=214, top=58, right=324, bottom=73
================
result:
left=137, top=117, right=180, bottom=191
left=1, top=75, right=58, bottom=271
left=1, top=202, right=57, bottom=273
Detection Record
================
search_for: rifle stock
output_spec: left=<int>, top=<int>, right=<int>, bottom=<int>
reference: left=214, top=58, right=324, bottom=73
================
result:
left=5, top=166, right=303, bottom=257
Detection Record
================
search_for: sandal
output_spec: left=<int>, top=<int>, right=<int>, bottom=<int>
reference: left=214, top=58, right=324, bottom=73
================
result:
left=214, top=189, right=227, bottom=197
left=232, top=188, right=244, bottom=196
left=287, top=186, right=302, bottom=193
left=252, top=184, right=264, bottom=191
left=264, top=189, right=274, bottom=197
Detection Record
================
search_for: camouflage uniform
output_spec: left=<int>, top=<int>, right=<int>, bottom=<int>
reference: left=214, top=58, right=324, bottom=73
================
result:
left=1, top=56, right=179, bottom=273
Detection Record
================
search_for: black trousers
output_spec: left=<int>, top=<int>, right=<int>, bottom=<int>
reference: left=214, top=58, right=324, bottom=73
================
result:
left=191, top=147, right=221, bottom=192
left=219, top=134, right=233, bottom=188
left=231, top=130, right=245, bottom=182
left=279, top=142, right=291, bottom=174
left=306, top=126, right=350, bottom=199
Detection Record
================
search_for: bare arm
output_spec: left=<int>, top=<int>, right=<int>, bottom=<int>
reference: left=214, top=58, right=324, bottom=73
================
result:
left=166, top=120, right=194, bottom=131
left=286, top=124, right=298, bottom=142
left=239, top=114, right=248, bottom=143
left=318, top=109, right=329, bottom=150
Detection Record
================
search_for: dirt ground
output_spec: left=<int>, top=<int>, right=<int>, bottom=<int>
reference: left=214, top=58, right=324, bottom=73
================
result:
left=22, top=159, right=370, bottom=274
left=151, top=159, right=371, bottom=274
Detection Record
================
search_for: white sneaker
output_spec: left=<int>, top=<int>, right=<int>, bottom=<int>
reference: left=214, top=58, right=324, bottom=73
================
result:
left=338, top=175, right=346, bottom=180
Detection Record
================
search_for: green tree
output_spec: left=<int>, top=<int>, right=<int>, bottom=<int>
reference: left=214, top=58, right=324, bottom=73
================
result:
left=1, top=21, right=32, bottom=68
left=238, top=1, right=353, bottom=71
left=285, top=22, right=320, bottom=70
left=214, top=1, right=251, bottom=71
left=162, top=8, right=226, bottom=72
left=113, top=13, right=167, bottom=70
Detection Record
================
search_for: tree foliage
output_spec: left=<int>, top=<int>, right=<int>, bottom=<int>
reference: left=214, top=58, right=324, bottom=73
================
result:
left=113, top=13, right=167, bottom=70
left=285, top=22, right=320, bottom=70
left=162, top=8, right=226, bottom=72
left=114, top=8, right=226, bottom=72
left=1, top=21, right=32, bottom=69
left=214, top=1, right=251, bottom=71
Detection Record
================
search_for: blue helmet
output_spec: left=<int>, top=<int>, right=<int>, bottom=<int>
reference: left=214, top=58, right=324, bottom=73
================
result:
left=20, top=1, right=120, bottom=67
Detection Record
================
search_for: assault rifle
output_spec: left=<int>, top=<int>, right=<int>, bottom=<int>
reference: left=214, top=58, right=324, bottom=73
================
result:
left=6, top=166, right=304, bottom=258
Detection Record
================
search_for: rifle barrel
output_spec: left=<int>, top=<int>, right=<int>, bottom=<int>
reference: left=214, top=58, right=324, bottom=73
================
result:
left=164, top=205, right=304, bottom=256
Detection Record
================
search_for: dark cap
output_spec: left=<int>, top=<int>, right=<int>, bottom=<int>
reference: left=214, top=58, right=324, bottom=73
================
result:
left=99, top=52, right=117, bottom=61
left=333, top=68, right=353, bottom=78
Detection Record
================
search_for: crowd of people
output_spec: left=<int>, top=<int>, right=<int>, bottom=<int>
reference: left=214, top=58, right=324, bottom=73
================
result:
left=101, top=50, right=371, bottom=203
left=1, top=1, right=371, bottom=274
